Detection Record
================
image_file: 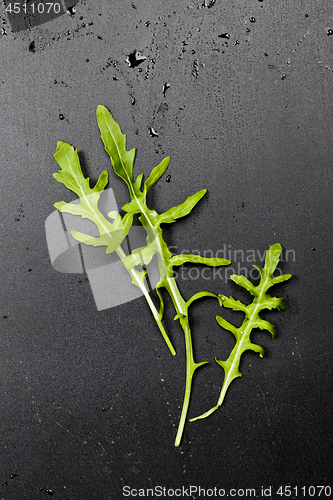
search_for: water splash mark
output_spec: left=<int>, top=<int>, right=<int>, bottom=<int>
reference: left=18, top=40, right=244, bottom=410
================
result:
left=149, top=126, right=159, bottom=137
left=162, top=82, right=170, bottom=96
left=199, top=0, right=216, bottom=8
left=4, top=0, right=79, bottom=33
left=192, top=59, right=199, bottom=78
left=125, top=50, right=147, bottom=68
left=218, top=33, right=230, bottom=39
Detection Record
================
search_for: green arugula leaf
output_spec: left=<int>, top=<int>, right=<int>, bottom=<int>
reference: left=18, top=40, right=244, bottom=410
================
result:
left=96, top=105, right=136, bottom=192
left=145, top=156, right=170, bottom=190
left=173, top=291, right=221, bottom=321
left=54, top=141, right=108, bottom=197
left=157, top=190, right=207, bottom=225
left=190, top=243, right=292, bottom=421
left=71, top=212, right=134, bottom=254
left=169, top=254, right=230, bottom=268
left=53, top=138, right=176, bottom=357
left=53, top=141, right=129, bottom=248
left=122, top=240, right=159, bottom=270
left=96, top=106, right=233, bottom=446
left=51, top=106, right=292, bottom=448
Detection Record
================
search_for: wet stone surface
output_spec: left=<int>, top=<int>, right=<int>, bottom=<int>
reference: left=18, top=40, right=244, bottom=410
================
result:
left=0, top=0, right=332, bottom=498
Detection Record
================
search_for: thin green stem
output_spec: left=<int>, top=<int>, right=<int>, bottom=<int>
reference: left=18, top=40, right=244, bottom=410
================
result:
left=158, top=276, right=206, bottom=446
left=174, top=316, right=202, bottom=446
left=82, top=204, right=175, bottom=355
left=141, top=285, right=176, bottom=356
left=115, top=244, right=176, bottom=356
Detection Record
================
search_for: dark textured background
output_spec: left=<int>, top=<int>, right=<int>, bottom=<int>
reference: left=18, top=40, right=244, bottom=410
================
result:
left=0, top=1, right=332, bottom=498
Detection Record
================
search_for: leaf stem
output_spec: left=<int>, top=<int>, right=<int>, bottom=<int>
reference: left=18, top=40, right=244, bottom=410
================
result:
left=160, top=276, right=207, bottom=446
left=141, top=284, right=176, bottom=356
left=174, top=315, right=207, bottom=446
left=116, top=245, right=176, bottom=356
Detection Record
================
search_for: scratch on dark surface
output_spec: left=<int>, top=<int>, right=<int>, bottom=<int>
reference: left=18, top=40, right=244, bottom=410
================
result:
left=29, top=395, right=112, bottom=463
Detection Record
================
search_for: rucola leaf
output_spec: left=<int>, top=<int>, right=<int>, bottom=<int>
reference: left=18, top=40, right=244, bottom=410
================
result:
left=53, top=118, right=176, bottom=357
left=145, top=156, right=170, bottom=190
left=96, top=105, right=136, bottom=192
left=122, top=240, right=159, bottom=270
left=52, top=105, right=292, bottom=448
left=169, top=254, right=230, bottom=268
left=53, top=141, right=108, bottom=200
left=53, top=141, right=131, bottom=250
left=191, top=243, right=291, bottom=421
left=71, top=212, right=134, bottom=254
left=157, top=190, right=207, bottom=225
left=96, top=105, right=232, bottom=446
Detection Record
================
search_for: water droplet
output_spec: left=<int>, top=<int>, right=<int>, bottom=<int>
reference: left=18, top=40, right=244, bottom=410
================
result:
left=28, top=40, right=36, bottom=53
left=149, top=127, right=159, bottom=137
left=59, top=114, right=65, bottom=120
left=250, top=17, right=256, bottom=22
left=66, top=6, right=76, bottom=16
left=206, top=0, right=216, bottom=8
left=192, top=59, right=199, bottom=77
left=125, top=50, right=147, bottom=68
left=327, top=28, right=333, bottom=36
left=166, top=175, right=171, bottom=182
left=162, top=82, right=170, bottom=96
left=218, top=33, right=230, bottom=39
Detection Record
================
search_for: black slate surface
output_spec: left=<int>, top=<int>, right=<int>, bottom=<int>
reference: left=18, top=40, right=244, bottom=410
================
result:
left=0, top=1, right=332, bottom=498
